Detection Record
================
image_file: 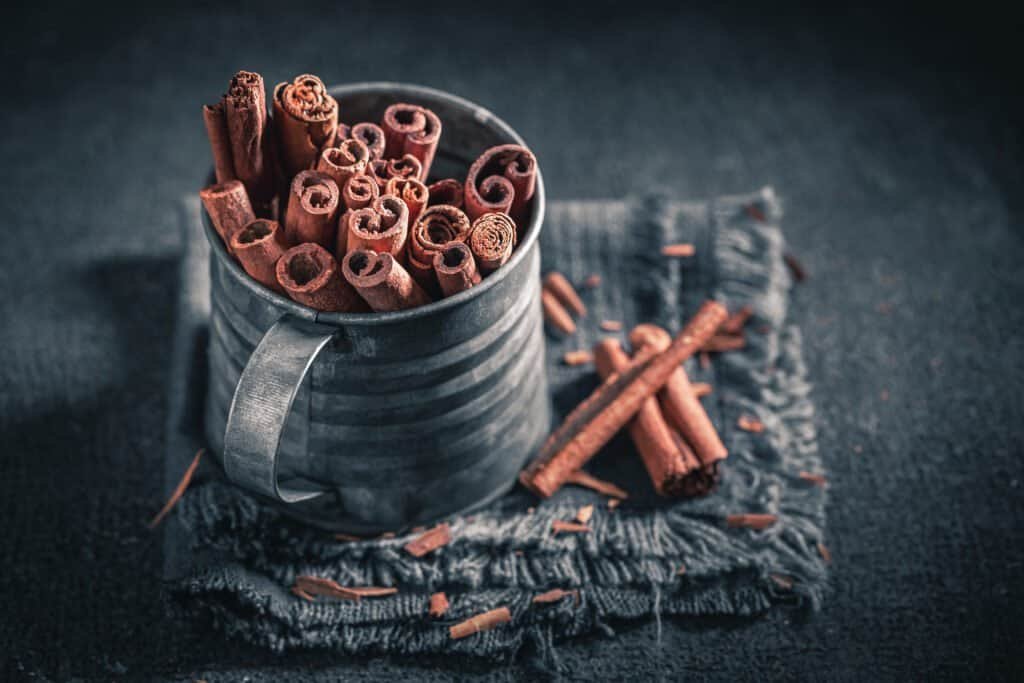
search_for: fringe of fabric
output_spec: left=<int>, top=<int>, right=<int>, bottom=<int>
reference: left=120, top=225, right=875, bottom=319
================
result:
left=169, top=189, right=827, bottom=659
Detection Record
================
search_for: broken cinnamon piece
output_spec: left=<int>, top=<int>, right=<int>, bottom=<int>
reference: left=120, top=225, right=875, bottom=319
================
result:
left=449, top=607, right=512, bottom=639
left=737, top=415, right=764, bottom=433
left=404, top=523, right=452, bottom=558
left=200, top=180, right=256, bottom=252
left=798, top=471, right=828, bottom=487
left=277, top=243, right=367, bottom=312
left=628, top=324, right=728, bottom=477
left=593, top=338, right=704, bottom=497
left=770, top=574, right=793, bottom=590
left=349, top=122, right=385, bottom=160
left=342, top=249, right=431, bottom=312
left=552, top=520, right=590, bottom=534
left=148, top=448, right=204, bottom=529
left=464, top=145, right=537, bottom=224
left=429, top=592, right=450, bottom=618
left=599, top=320, right=623, bottom=332
left=427, top=178, right=464, bottom=209
left=607, top=498, right=621, bottom=510
left=784, top=252, right=808, bottom=282
left=692, top=382, right=713, bottom=398
left=291, top=586, right=315, bottom=602
left=382, top=103, right=442, bottom=179
left=433, top=241, right=481, bottom=297
left=575, top=504, right=594, bottom=524
left=700, top=333, right=746, bottom=353
left=583, top=274, right=601, bottom=289
left=543, top=272, right=586, bottom=316
left=817, top=542, right=832, bottom=564
left=202, top=102, right=236, bottom=183
left=468, top=212, right=517, bottom=274
left=565, top=469, right=629, bottom=499
left=230, top=219, right=290, bottom=294
left=661, top=243, right=695, bottom=257
left=562, top=350, right=593, bottom=366
left=542, top=290, right=576, bottom=335
left=720, top=305, right=754, bottom=335
left=726, top=513, right=777, bottom=530
left=317, top=138, right=370, bottom=190
left=344, top=586, right=399, bottom=598
left=273, top=74, right=339, bottom=177
left=532, top=588, right=579, bottom=605
left=284, top=170, right=341, bottom=248
left=293, top=576, right=358, bottom=601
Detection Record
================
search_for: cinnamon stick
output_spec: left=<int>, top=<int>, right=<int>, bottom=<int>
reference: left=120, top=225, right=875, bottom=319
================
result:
left=593, top=338, right=706, bottom=497
left=385, top=177, right=429, bottom=226
left=404, top=523, right=452, bottom=557
left=316, top=138, right=370, bottom=189
left=202, top=102, right=236, bottom=183
left=692, top=382, right=713, bottom=398
left=429, top=592, right=450, bottom=618
left=552, top=520, right=590, bottom=534
left=725, top=513, right=777, bottom=530
left=562, top=350, right=593, bottom=366
left=224, top=70, right=276, bottom=214
left=532, top=588, right=579, bottom=605
left=350, top=122, right=386, bottom=160
left=449, top=607, right=511, bottom=639
left=661, top=243, right=696, bottom=257
left=230, top=219, right=290, bottom=293
left=342, top=174, right=380, bottom=211
left=148, top=448, right=204, bottom=529
left=565, top=469, right=628, bottom=500
left=277, top=243, right=367, bottom=312
left=427, top=178, right=464, bottom=209
left=284, top=170, right=341, bottom=248
left=468, top=212, right=517, bottom=274
left=541, top=289, right=576, bottom=335
left=294, top=575, right=396, bottom=601
left=464, top=144, right=537, bottom=224
left=273, top=74, right=339, bottom=177
left=600, top=320, right=623, bottom=332
left=342, top=249, right=431, bottom=312
left=200, top=180, right=256, bottom=252
left=344, top=194, right=410, bottom=259
left=629, top=323, right=728, bottom=474
left=382, top=103, right=442, bottom=179
left=433, top=241, right=481, bottom=297
left=700, top=333, right=746, bottom=353
left=368, top=155, right=423, bottom=190
left=408, top=204, right=472, bottom=294
left=543, top=272, right=586, bottom=317
left=720, top=305, right=754, bottom=335
left=519, top=301, right=727, bottom=498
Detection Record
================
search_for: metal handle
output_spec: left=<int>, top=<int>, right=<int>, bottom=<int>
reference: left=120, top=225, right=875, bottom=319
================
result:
left=223, top=315, right=337, bottom=503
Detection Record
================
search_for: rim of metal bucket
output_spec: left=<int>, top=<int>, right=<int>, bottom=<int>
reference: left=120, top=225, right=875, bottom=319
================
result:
left=201, top=81, right=546, bottom=326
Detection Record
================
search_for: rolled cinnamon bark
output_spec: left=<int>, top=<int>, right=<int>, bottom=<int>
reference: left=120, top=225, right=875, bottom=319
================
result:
left=408, top=204, right=472, bottom=293
left=385, top=177, right=428, bottom=226
left=230, top=219, right=290, bottom=293
left=200, top=180, right=256, bottom=252
left=225, top=71, right=276, bottom=214
left=468, top=212, right=517, bottom=275
left=284, top=170, right=341, bottom=248
left=316, top=138, right=369, bottom=189
left=382, top=103, right=442, bottom=179
left=464, top=144, right=537, bottom=224
left=629, top=324, right=728, bottom=473
left=367, top=154, right=423, bottom=190
left=342, top=174, right=380, bottom=211
left=434, top=241, right=481, bottom=297
left=276, top=243, right=366, bottom=312
left=202, top=102, right=236, bottom=183
left=273, top=74, right=339, bottom=177
left=541, top=290, right=576, bottom=335
left=342, top=249, right=431, bottom=312
left=427, top=178, right=464, bottom=209
left=543, top=272, right=586, bottom=317
left=350, top=122, right=385, bottom=160
left=344, top=194, right=409, bottom=258
left=519, top=301, right=728, bottom=498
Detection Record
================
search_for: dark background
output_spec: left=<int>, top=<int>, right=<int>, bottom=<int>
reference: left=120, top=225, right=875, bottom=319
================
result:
left=2, top=1, right=1022, bottom=680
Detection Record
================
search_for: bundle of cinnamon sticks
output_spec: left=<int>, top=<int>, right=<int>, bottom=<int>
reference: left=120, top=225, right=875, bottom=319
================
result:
left=200, top=71, right=538, bottom=313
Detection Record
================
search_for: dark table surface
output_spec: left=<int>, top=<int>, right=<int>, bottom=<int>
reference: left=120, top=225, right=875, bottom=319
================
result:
left=3, top=2, right=1022, bottom=680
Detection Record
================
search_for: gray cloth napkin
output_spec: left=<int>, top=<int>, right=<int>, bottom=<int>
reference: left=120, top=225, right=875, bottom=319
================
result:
left=163, top=188, right=827, bottom=662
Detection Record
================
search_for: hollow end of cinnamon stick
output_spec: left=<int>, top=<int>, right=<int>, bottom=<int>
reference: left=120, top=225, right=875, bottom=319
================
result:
left=404, top=523, right=452, bottom=557
left=433, top=241, right=480, bottom=298
left=231, top=219, right=289, bottom=293
left=427, top=178, right=464, bottom=209
left=342, top=248, right=431, bottom=312
left=276, top=243, right=366, bottom=312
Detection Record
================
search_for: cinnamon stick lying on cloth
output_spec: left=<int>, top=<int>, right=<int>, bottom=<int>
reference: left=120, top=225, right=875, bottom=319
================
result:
left=284, top=170, right=341, bottom=248
left=593, top=339, right=708, bottom=497
left=273, top=74, right=339, bottom=177
left=543, top=272, right=586, bottom=317
left=519, top=301, right=728, bottom=498
left=385, top=177, right=428, bottom=226
left=224, top=71, right=276, bottom=215
left=464, top=145, right=537, bottom=224
left=349, top=122, right=385, bottom=160
left=316, top=138, right=369, bottom=189
left=342, top=249, right=431, bottom=312
left=276, top=243, right=367, bottom=312
left=230, top=219, right=290, bottom=293
left=382, top=103, right=442, bottom=179
left=450, top=607, right=512, bottom=640
left=200, top=180, right=256, bottom=252
left=408, top=204, right=472, bottom=293
left=434, top=241, right=481, bottom=297
left=427, top=178, right=464, bottom=209
left=630, top=324, right=728, bottom=474
left=468, top=212, right=517, bottom=275
left=344, top=194, right=409, bottom=259
left=541, top=289, right=576, bottom=335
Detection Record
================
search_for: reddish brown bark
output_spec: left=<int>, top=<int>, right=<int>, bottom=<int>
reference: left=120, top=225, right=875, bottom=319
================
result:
left=449, top=607, right=511, bottom=639
left=230, top=219, right=290, bottom=293
left=468, top=212, right=517, bottom=275
left=382, top=103, right=442, bottom=179
left=316, top=138, right=370, bottom=189
left=403, top=523, right=452, bottom=557
left=543, top=272, right=586, bottom=317
left=276, top=243, right=367, bottom=312
left=429, top=592, right=450, bottom=617
left=541, top=290, right=576, bottom=335
left=433, top=241, right=481, bottom=297
left=224, top=71, right=276, bottom=213
left=342, top=174, right=380, bottom=211
left=350, top=122, right=385, bottom=160
left=200, top=180, right=256, bottom=252
left=202, top=102, right=236, bottom=183
left=464, top=144, right=537, bottom=224
left=342, top=249, right=432, bottom=312
left=427, top=178, right=464, bottom=209
left=273, top=74, right=339, bottom=177
left=284, top=170, right=341, bottom=248
left=368, top=154, right=423, bottom=190
left=384, top=177, right=428, bottom=226
left=408, top=204, right=471, bottom=293
left=343, top=194, right=409, bottom=259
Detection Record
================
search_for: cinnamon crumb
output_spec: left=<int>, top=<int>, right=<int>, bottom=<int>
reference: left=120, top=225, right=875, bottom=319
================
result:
left=449, top=607, right=512, bottom=639
left=527, top=507, right=535, bottom=514
left=562, top=349, right=594, bottom=366
left=293, top=576, right=395, bottom=601
left=737, top=415, right=764, bottom=433
left=345, top=586, right=399, bottom=598
left=599, top=320, right=623, bottom=332
left=148, top=448, right=204, bottom=529
left=429, top=592, right=449, bottom=618
left=533, top=588, right=579, bottom=605
left=291, top=586, right=315, bottom=602
left=817, top=542, right=832, bottom=564
left=700, top=333, right=746, bottom=353
left=692, top=382, right=713, bottom=398
left=565, top=469, right=629, bottom=500
left=514, top=549, right=524, bottom=556
left=798, top=471, right=827, bottom=487
left=853, top=444, right=863, bottom=454
left=583, top=274, right=602, bottom=289
left=379, top=531, right=396, bottom=539
left=575, top=504, right=594, bottom=524
left=877, top=301, right=894, bottom=315
left=726, top=513, right=777, bottom=530
left=769, top=573, right=793, bottom=590
left=552, top=520, right=591, bottom=534
left=404, top=523, right=452, bottom=557
left=661, top=243, right=696, bottom=257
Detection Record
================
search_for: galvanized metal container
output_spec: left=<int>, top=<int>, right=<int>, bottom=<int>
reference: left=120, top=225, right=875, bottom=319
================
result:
left=202, top=82, right=549, bottom=533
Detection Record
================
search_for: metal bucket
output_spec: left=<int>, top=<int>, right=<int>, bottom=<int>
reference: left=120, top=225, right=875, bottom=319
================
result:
left=202, top=82, right=549, bottom=533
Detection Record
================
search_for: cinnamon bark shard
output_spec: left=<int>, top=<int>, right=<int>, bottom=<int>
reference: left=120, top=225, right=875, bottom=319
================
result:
left=284, top=170, right=341, bottom=248
left=293, top=575, right=396, bottom=601
left=429, top=592, right=450, bottom=618
left=726, top=513, right=777, bottom=530
left=543, top=272, right=586, bottom=317
left=737, top=415, right=764, bottom=433
left=769, top=574, right=793, bottom=590
left=542, top=290, right=576, bottom=335
left=575, top=504, right=594, bottom=524
left=552, top=520, right=590, bottom=534
left=532, top=588, right=579, bottom=606
left=449, top=607, right=512, bottom=639
left=562, top=350, right=593, bottom=366
left=404, top=523, right=452, bottom=557
left=565, top=469, right=629, bottom=500
left=583, top=274, right=602, bottom=289
left=464, top=145, right=537, bottom=224
left=468, top=212, right=517, bottom=275
left=798, top=471, right=828, bottom=487
left=700, top=333, right=746, bottom=353
left=661, top=243, right=696, bottom=257
left=349, top=122, right=385, bottom=160
left=817, top=542, right=832, bottom=563
left=600, top=320, right=623, bottom=332
left=784, top=252, right=808, bottom=282
left=148, top=449, right=204, bottom=529
left=273, top=74, right=339, bottom=177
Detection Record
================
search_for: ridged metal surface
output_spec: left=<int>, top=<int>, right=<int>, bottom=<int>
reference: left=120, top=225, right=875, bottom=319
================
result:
left=203, top=83, right=549, bottom=532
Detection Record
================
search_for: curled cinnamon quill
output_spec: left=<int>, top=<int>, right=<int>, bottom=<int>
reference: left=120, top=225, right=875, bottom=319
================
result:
left=385, top=177, right=428, bottom=226
left=284, top=170, right=341, bottom=248
left=342, top=174, right=380, bottom=211
left=344, top=194, right=409, bottom=259
left=317, top=138, right=369, bottom=189
left=468, top=212, right=517, bottom=275
left=464, top=145, right=537, bottom=224
left=427, top=178, right=464, bottom=209
left=276, top=243, right=366, bottom=312
left=230, top=219, right=290, bottom=293
left=342, top=249, right=432, bottom=312
left=225, top=71, right=276, bottom=212
left=350, top=122, right=385, bottom=160
left=273, top=74, right=339, bottom=177
left=368, top=154, right=423, bottom=190
left=434, top=241, right=481, bottom=297
left=382, top=103, right=442, bottom=179
left=408, top=204, right=472, bottom=293
left=202, top=102, right=235, bottom=183
left=200, top=180, right=256, bottom=253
